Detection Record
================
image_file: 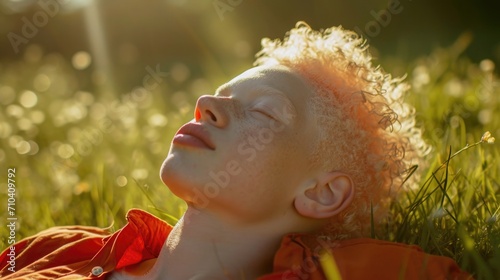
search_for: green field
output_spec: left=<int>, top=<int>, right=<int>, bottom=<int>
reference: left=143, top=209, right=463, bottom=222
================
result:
left=1, top=38, right=499, bottom=279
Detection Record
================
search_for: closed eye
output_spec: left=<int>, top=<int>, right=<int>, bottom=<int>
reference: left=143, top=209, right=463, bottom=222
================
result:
left=255, top=110, right=273, bottom=119
left=250, top=107, right=277, bottom=121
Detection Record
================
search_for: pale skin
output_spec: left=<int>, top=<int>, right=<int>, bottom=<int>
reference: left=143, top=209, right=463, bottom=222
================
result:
left=117, top=65, right=355, bottom=279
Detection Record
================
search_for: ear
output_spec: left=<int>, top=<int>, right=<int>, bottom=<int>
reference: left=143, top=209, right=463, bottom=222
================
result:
left=294, top=172, right=354, bottom=219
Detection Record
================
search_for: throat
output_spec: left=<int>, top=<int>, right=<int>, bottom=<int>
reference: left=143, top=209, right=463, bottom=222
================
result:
left=157, top=210, right=280, bottom=279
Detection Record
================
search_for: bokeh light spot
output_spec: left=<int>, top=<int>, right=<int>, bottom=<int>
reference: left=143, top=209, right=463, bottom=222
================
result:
left=444, top=78, right=464, bottom=97
left=57, top=143, right=75, bottom=159
left=33, top=74, right=52, bottom=92
left=8, top=135, right=23, bottom=148
left=478, top=109, right=492, bottom=125
left=132, top=168, right=148, bottom=180
left=19, top=90, right=38, bottom=108
left=479, top=59, right=495, bottom=72
left=72, top=51, right=92, bottom=70
left=27, top=141, right=39, bottom=155
left=412, top=65, right=430, bottom=90
left=170, top=63, right=190, bottom=83
left=65, top=102, right=88, bottom=120
left=30, top=110, right=46, bottom=124
left=148, top=113, right=168, bottom=127
left=116, top=175, right=128, bottom=187
left=75, top=91, right=95, bottom=105
left=16, top=140, right=31, bottom=155
left=6, top=105, right=24, bottom=118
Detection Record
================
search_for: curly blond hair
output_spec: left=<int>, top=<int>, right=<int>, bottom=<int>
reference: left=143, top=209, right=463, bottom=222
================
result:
left=255, top=22, right=430, bottom=239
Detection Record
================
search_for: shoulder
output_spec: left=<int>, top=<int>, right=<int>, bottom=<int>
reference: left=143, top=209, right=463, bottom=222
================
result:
left=0, top=224, right=111, bottom=279
left=0, top=208, right=172, bottom=279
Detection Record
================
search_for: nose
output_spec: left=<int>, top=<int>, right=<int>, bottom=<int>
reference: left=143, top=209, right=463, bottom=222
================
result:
left=194, top=95, right=229, bottom=128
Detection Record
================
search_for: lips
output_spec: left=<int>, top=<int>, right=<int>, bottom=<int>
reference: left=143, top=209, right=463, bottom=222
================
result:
left=173, top=122, right=215, bottom=150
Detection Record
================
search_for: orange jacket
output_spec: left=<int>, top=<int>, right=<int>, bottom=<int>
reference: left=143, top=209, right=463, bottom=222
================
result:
left=0, top=209, right=473, bottom=279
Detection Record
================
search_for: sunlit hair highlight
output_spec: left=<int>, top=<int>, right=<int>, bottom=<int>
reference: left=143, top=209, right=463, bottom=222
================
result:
left=255, top=22, right=430, bottom=239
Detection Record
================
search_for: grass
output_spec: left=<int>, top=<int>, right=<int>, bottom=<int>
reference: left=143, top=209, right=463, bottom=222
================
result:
left=0, top=39, right=499, bottom=279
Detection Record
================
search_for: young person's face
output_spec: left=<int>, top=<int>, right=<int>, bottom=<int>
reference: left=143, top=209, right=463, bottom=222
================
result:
left=160, top=65, right=321, bottom=222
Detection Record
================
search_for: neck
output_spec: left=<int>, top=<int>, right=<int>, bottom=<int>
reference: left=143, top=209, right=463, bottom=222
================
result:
left=152, top=206, right=286, bottom=279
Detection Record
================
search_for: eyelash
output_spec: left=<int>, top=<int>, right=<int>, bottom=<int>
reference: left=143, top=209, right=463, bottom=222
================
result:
left=256, top=110, right=273, bottom=118
left=250, top=108, right=276, bottom=120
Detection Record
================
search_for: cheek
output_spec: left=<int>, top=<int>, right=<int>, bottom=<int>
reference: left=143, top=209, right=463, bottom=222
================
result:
left=220, top=118, right=306, bottom=186
left=232, top=123, right=281, bottom=166
left=233, top=136, right=297, bottom=185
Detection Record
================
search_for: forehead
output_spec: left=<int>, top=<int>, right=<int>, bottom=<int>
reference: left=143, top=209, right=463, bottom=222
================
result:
left=216, top=65, right=312, bottom=98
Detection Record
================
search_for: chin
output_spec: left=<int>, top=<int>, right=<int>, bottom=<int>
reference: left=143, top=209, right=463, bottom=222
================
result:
left=159, top=168, right=187, bottom=200
left=159, top=156, right=201, bottom=202
left=159, top=154, right=181, bottom=187
left=160, top=155, right=180, bottom=187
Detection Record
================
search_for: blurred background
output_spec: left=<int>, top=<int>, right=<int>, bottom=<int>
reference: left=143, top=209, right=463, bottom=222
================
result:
left=1, top=0, right=500, bottom=93
left=0, top=1, right=499, bottom=275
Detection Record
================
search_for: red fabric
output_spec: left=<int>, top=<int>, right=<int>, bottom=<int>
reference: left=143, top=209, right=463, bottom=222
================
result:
left=258, top=234, right=474, bottom=280
left=1, top=209, right=473, bottom=279
left=0, top=209, right=170, bottom=279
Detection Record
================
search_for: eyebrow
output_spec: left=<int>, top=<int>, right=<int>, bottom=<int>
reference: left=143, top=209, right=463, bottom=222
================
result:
left=250, top=85, right=299, bottom=125
left=217, top=84, right=295, bottom=106
left=256, top=85, right=296, bottom=110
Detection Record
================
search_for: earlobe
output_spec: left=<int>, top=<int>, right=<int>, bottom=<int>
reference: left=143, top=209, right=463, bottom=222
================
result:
left=294, top=172, right=354, bottom=219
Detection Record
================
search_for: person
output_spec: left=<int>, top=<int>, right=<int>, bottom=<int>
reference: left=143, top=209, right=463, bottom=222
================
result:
left=0, top=22, right=472, bottom=280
